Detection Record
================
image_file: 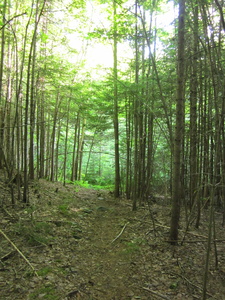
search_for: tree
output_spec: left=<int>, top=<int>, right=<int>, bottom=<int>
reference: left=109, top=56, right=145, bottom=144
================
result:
left=113, top=0, right=121, bottom=198
left=0, top=0, right=7, bottom=170
left=170, top=0, right=186, bottom=244
left=23, top=0, right=47, bottom=203
left=188, top=0, right=199, bottom=225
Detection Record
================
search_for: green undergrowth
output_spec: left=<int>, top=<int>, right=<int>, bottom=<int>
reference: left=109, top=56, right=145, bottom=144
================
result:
left=29, top=285, right=59, bottom=300
left=37, top=266, right=52, bottom=277
left=13, top=221, right=53, bottom=246
left=65, top=179, right=114, bottom=191
left=121, top=238, right=147, bottom=256
left=58, top=204, right=70, bottom=216
left=37, top=265, right=69, bottom=277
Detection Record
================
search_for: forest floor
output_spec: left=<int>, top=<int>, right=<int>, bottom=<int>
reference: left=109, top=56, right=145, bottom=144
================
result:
left=0, top=176, right=225, bottom=300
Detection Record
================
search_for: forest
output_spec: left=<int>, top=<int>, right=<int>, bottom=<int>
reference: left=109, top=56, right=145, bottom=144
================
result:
left=1, top=0, right=225, bottom=299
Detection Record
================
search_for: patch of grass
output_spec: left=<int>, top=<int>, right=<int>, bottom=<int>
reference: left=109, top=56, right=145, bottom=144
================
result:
left=37, top=266, right=52, bottom=277
left=71, top=226, right=83, bottom=239
left=74, top=180, right=92, bottom=189
left=29, top=285, right=59, bottom=300
left=73, top=180, right=106, bottom=189
left=122, top=240, right=141, bottom=255
left=66, top=179, right=114, bottom=191
left=58, top=204, right=70, bottom=216
left=92, top=184, right=114, bottom=190
left=133, top=237, right=148, bottom=246
left=169, top=280, right=180, bottom=289
left=122, top=238, right=146, bottom=254
left=35, top=222, right=52, bottom=234
left=57, top=266, right=70, bottom=275
left=13, top=221, right=53, bottom=246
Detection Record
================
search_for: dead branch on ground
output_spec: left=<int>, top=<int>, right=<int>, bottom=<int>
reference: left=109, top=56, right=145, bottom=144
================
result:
left=0, top=228, right=39, bottom=277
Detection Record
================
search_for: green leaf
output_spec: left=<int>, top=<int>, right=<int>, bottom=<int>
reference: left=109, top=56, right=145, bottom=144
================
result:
left=40, top=31, right=48, bottom=43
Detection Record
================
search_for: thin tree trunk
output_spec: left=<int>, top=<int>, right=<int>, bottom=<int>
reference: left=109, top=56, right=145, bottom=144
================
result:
left=0, top=0, right=7, bottom=169
left=170, top=0, right=186, bottom=244
left=23, top=0, right=47, bottom=202
left=50, top=92, right=60, bottom=182
left=85, top=129, right=96, bottom=178
left=78, top=119, right=86, bottom=180
left=38, top=91, right=45, bottom=178
left=55, top=121, right=61, bottom=182
left=132, top=0, right=139, bottom=210
left=71, top=113, right=79, bottom=181
left=125, top=95, right=132, bottom=199
left=29, top=20, right=37, bottom=180
left=63, top=99, right=71, bottom=186
left=113, top=0, right=120, bottom=198
left=74, top=120, right=81, bottom=181
left=189, top=1, right=200, bottom=226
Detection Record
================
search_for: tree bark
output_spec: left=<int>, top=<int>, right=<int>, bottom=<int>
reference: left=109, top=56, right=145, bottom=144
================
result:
left=170, top=0, right=186, bottom=244
left=113, top=0, right=120, bottom=198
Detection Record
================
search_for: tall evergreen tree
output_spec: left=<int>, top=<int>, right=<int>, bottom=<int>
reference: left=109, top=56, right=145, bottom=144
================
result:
left=113, top=0, right=121, bottom=198
left=170, top=0, right=186, bottom=244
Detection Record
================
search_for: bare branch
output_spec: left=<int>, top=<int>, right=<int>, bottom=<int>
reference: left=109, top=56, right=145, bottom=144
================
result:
left=0, top=228, right=39, bottom=277
left=111, top=222, right=129, bottom=243
left=0, top=12, right=27, bottom=31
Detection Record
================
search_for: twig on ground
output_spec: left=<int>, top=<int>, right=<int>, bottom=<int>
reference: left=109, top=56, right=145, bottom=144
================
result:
left=2, top=207, right=14, bottom=219
left=170, top=262, right=216, bottom=299
left=1, top=250, right=16, bottom=262
left=171, top=239, right=225, bottom=243
left=173, top=272, right=215, bottom=299
left=0, top=228, right=39, bottom=277
left=156, top=222, right=209, bottom=240
left=111, top=222, right=129, bottom=243
left=142, top=287, right=170, bottom=299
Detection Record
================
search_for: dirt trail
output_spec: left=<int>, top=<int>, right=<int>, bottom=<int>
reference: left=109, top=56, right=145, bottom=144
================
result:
left=69, top=197, right=144, bottom=299
left=1, top=179, right=225, bottom=299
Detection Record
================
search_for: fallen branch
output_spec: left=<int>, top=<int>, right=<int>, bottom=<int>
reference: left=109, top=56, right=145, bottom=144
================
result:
left=156, top=222, right=207, bottom=238
left=174, top=272, right=215, bottom=299
left=171, top=239, right=225, bottom=243
left=111, top=222, right=129, bottom=243
left=1, top=250, right=16, bottom=262
left=2, top=207, right=18, bottom=221
left=0, top=228, right=39, bottom=277
left=155, top=222, right=210, bottom=243
left=142, top=287, right=170, bottom=299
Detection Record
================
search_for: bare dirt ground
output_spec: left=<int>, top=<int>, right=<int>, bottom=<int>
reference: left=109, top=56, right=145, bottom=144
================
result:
left=0, top=176, right=225, bottom=299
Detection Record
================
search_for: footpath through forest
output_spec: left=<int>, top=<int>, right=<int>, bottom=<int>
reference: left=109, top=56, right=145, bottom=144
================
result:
left=0, top=178, right=225, bottom=299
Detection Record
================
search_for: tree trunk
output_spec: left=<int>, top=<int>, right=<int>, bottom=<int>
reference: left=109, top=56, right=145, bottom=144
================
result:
left=113, top=0, right=120, bottom=198
left=170, top=0, right=186, bottom=244
left=78, top=118, right=86, bottom=181
left=85, top=129, right=96, bottom=179
left=0, top=0, right=7, bottom=169
left=23, top=0, right=47, bottom=202
left=132, top=0, right=139, bottom=210
left=189, top=1, right=199, bottom=224
left=71, top=113, right=79, bottom=181
left=50, top=92, right=60, bottom=182
left=125, top=95, right=132, bottom=199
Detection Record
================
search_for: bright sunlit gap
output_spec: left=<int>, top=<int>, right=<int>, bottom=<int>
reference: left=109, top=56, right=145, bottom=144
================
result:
left=64, top=0, right=178, bottom=80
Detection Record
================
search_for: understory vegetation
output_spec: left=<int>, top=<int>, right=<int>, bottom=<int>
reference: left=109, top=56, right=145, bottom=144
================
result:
left=1, top=177, right=225, bottom=299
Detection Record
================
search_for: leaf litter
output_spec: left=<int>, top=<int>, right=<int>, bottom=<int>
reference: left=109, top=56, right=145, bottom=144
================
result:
left=0, top=178, right=225, bottom=299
